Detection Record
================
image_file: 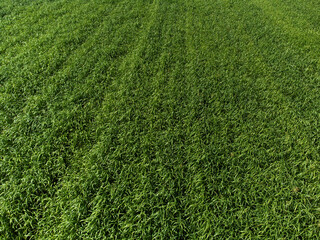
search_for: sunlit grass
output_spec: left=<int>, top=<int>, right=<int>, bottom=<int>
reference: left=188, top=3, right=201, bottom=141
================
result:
left=1, top=0, right=320, bottom=239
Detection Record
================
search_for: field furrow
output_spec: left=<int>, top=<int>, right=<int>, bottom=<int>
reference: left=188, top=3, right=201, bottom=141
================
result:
left=1, top=0, right=320, bottom=239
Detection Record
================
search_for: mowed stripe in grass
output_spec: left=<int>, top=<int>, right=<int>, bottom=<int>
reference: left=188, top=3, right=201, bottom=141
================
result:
left=1, top=0, right=320, bottom=239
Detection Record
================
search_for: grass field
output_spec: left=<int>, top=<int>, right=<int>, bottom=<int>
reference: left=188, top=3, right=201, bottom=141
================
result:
left=1, top=0, right=320, bottom=239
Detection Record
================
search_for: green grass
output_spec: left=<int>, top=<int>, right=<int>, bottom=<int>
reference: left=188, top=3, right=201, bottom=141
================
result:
left=1, top=0, right=320, bottom=238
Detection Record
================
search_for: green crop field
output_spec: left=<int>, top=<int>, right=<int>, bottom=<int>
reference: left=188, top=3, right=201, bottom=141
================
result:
left=1, top=0, right=320, bottom=239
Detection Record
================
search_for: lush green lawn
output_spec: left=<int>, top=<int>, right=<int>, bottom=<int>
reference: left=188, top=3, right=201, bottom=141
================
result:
left=1, top=0, right=320, bottom=238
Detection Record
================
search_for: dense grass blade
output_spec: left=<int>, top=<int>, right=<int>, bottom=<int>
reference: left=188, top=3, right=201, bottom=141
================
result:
left=1, top=0, right=320, bottom=239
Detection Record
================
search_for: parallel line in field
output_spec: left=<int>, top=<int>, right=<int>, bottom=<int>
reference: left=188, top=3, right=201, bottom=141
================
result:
left=34, top=1, right=163, bottom=237
left=0, top=0, right=129, bottom=134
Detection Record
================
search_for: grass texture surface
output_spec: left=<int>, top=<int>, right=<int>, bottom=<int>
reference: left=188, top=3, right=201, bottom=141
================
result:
left=1, top=0, right=320, bottom=239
